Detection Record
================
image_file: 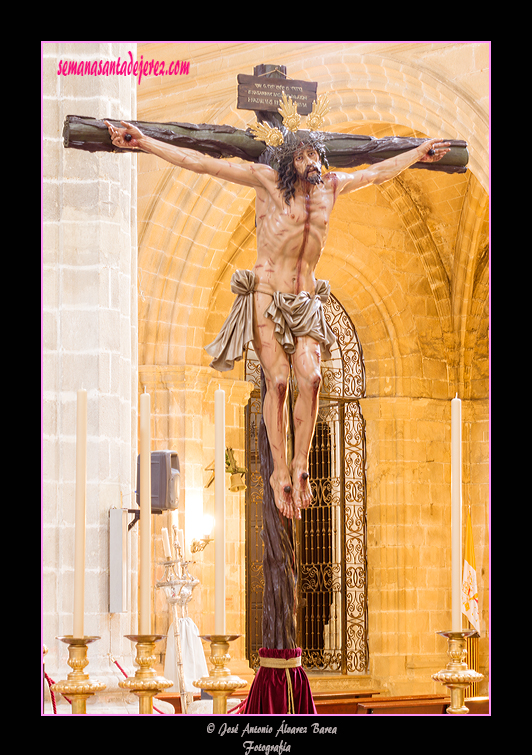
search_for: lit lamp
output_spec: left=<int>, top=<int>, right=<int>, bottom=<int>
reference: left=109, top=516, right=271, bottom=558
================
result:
left=191, top=515, right=214, bottom=554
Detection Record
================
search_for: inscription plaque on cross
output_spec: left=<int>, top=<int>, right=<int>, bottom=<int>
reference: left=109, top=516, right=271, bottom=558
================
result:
left=237, top=67, right=317, bottom=114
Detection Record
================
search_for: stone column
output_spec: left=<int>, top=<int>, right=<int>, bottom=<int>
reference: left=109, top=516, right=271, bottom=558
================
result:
left=42, top=42, right=138, bottom=710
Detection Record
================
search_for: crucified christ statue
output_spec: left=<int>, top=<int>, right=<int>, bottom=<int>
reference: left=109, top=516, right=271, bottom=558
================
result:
left=105, top=117, right=450, bottom=520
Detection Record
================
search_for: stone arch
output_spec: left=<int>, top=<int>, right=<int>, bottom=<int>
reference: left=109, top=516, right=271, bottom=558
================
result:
left=378, top=178, right=454, bottom=366
left=452, top=176, right=490, bottom=398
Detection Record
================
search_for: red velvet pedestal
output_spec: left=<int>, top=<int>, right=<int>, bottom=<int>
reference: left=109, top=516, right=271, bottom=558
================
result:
left=242, top=648, right=316, bottom=714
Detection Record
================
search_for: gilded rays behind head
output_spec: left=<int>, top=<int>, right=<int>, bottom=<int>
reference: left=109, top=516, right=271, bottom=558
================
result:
left=249, top=92, right=331, bottom=147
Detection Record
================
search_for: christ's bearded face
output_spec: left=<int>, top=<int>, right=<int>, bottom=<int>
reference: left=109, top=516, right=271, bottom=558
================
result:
left=293, top=146, right=323, bottom=185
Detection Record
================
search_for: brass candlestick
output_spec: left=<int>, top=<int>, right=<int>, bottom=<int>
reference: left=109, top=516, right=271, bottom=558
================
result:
left=432, top=630, right=484, bottom=714
left=193, top=635, right=247, bottom=714
left=118, top=635, right=174, bottom=714
left=51, top=636, right=106, bottom=714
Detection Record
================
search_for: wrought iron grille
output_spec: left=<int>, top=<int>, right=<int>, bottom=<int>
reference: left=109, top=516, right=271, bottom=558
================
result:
left=245, top=295, right=368, bottom=674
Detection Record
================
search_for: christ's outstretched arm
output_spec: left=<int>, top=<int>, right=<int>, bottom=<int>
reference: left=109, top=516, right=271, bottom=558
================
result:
left=334, top=138, right=451, bottom=194
left=105, top=120, right=272, bottom=189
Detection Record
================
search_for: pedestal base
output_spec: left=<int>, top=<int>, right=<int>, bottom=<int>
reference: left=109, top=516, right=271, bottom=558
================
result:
left=431, top=630, right=484, bottom=714
left=243, top=648, right=316, bottom=715
left=51, top=637, right=106, bottom=714
left=118, top=635, right=174, bottom=714
left=193, top=635, right=247, bottom=714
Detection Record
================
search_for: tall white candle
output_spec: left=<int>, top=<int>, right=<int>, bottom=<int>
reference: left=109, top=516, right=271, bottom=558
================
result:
left=214, top=388, right=226, bottom=635
left=139, top=392, right=152, bottom=635
left=73, top=389, right=87, bottom=639
left=451, top=395, right=462, bottom=631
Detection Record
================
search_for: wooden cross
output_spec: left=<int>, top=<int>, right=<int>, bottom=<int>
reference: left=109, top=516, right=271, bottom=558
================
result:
left=63, top=63, right=468, bottom=174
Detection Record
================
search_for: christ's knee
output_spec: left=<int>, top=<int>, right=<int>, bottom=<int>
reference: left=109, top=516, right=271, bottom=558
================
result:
left=273, top=377, right=288, bottom=418
left=265, top=372, right=288, bottom=402
left=298, top=370, right=321, bottom=420
left=264, top=373, right=289, bottom=434
left=275, top=376, right=288, bottom=403
left=299, top=369, right=321, bottom=398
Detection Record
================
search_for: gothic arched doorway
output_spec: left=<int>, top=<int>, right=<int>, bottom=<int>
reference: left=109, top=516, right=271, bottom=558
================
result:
left=244, top=294, right=368, bottom=675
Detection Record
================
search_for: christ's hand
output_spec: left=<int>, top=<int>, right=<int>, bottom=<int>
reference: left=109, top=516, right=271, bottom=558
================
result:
left=418, top=138, right=451, bottom=163
left=105, top=120, right=144, bottom=149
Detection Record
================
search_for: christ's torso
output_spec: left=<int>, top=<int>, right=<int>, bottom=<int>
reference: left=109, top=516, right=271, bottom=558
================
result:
left=253, top=172, right=339, bottom=295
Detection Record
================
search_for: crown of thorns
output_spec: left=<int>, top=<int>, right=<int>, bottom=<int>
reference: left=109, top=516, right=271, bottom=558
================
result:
left=249, top=91, right=331, bottom=147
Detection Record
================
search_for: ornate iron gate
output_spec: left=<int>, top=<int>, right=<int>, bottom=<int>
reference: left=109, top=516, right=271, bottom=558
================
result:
left=245, top=295, right=368, bottom=674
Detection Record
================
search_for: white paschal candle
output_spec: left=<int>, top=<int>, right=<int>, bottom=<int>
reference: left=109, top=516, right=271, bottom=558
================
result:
left=214, top=388, right=226, bottom=635
left=451, top=395, right=462, bottom=631
left=73, top=389, right=87, bottom=639
left=139, top=392, right=152, bottom=635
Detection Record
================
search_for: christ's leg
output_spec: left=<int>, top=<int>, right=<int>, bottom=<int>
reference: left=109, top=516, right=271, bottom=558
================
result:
left=253, top=292, right=297, bottom=519
left=291, top=336, right=322, bottom=511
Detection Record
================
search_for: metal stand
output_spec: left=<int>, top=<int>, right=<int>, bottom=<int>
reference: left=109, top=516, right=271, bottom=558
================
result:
left=193, top=635, right=247, bottom=714
left=51, top=637, right=106, bottom=714
left=118, top=635, right=173, bottom=714
left=156, top=525, right=201, bottom=713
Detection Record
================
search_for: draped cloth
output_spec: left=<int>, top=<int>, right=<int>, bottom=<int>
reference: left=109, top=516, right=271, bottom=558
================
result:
left=241, top=648, right=316, bottom=715
left=164, top=618, right=208, bottom=694
left=205, top=270, right=336, bottom=372
left=263, top=280, right=336, bottom=361
left=205, top=270, right=255, bottom=372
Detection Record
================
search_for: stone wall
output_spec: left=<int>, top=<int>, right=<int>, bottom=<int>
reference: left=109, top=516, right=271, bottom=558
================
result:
left=42, top=42, right=138, bottom=706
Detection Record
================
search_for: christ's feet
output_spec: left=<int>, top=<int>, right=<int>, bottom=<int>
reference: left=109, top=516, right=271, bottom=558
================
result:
left=269, top=473, right=299, bottom=519
left=291, top=464, right=313, bottom=510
